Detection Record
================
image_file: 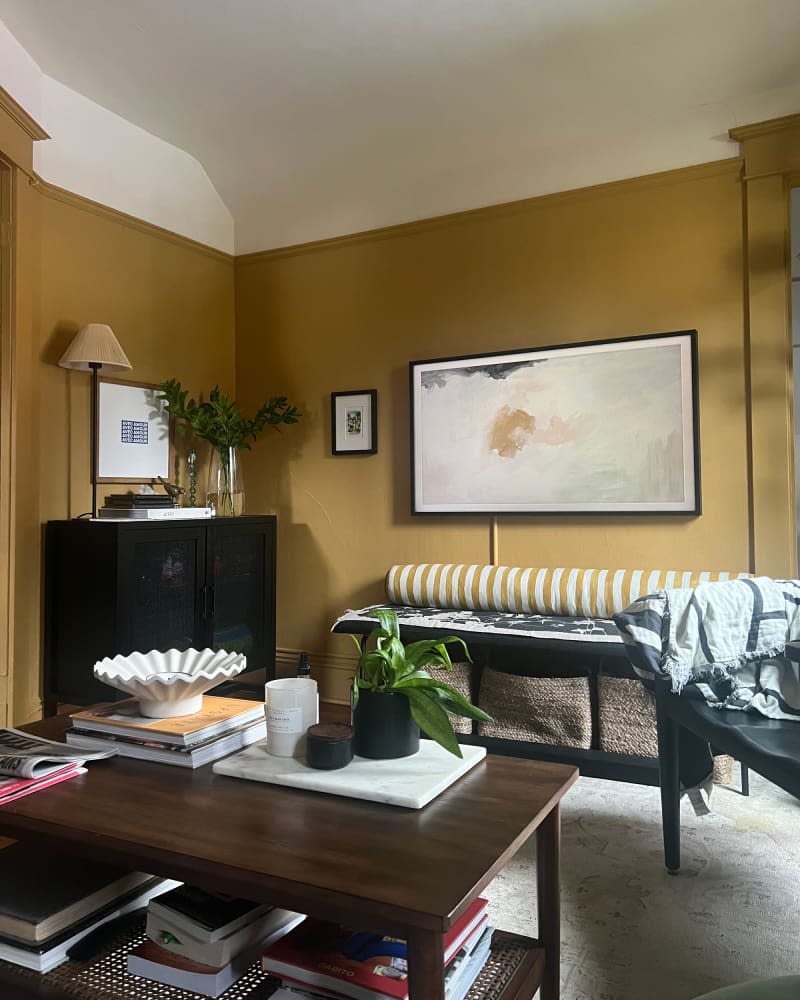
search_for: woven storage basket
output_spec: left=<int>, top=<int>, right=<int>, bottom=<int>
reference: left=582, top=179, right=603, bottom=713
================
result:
left=429, top=662, right=473, bottom=734
left=477, top=669, right=592, bottom=748
left=597, top=675, right=659, bottom=758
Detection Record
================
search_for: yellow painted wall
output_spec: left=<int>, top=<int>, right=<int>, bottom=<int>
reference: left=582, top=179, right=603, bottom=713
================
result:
left=11, top=187, right=235, bottom=722
left=235, top=160, right=758, bottom=701
left=4, top=121, right=796, bottom=716
left=38, top=188, right=236, bottom=523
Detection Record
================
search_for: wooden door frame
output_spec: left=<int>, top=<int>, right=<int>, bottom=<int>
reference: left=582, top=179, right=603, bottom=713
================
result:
left=0, top=85, right=48, bottom=724
left=730, top=115, right=800, bottom=577
left=0, top=157, right=12, bottom=725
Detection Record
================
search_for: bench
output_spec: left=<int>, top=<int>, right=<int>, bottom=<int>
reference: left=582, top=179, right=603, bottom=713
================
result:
left=333, top=563, right=750, bottom=786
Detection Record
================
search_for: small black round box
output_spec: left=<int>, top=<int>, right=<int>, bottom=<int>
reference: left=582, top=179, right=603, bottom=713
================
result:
left=306, top=722, right=354, bottom=770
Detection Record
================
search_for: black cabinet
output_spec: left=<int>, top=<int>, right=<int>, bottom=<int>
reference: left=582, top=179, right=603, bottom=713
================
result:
left=43, top=516, right=276, bottom=713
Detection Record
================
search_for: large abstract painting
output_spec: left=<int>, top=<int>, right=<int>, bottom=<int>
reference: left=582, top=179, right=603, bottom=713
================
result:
left=410, top=331, right=699, bottom=515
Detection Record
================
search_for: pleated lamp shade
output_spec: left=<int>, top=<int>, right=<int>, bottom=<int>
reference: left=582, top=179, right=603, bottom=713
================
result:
left=58, top=323, right=132, bottom=372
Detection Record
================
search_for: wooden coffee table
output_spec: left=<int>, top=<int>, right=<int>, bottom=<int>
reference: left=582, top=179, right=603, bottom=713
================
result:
left=0, top=716, right=577, bottom=1000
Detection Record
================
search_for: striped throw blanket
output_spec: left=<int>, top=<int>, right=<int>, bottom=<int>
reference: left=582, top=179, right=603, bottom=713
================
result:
left=614, top=577, right=800, bottom=721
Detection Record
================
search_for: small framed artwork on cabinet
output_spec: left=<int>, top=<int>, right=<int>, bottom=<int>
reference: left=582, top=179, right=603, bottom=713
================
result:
left=96, top=377, right=173, bottom=482
left=331, top=390, right=377, bottom=455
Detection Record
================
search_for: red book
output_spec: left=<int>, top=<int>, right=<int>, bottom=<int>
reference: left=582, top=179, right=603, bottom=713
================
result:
left=261, top=896, right=488, bottom=1000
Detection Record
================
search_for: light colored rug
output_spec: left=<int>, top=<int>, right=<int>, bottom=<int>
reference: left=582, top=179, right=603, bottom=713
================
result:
left=483, top=769, right=800, bottom=1000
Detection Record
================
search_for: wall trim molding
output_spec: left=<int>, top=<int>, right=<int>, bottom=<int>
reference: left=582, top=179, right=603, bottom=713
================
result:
left=275, top=646, right=356, bottom=708
left=236, top=158, right=742, bottom=265
left=33, top=175, right=234, bottom=263
left=0, top=86, right=48, bottom=142
left=729, top=114, right=800, bottom=143
left=276, top=646, right=357, bottom=675
left=0, top=160, right=13, bottom=729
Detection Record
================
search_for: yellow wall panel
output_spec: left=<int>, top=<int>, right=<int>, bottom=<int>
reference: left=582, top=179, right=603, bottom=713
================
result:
left=10, top=192, right=236, bottom=720
left=235, top=161, right=757, bottom=682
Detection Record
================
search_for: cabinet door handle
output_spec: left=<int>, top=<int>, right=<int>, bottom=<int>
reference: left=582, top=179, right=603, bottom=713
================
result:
left=208, top=585, right=215, bottom=618
left=202, top=584, right=210, bottom=619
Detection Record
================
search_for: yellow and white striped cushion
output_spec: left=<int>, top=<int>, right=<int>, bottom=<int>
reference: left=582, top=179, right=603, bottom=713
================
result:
left=385, top=564, right=751, bottom=619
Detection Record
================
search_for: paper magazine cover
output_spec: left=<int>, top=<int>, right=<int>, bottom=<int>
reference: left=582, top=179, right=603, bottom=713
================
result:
left=0, top=729, right=113, bottom=779
left=261, top=897, right=488, bottom=1000
left=0, top=766, right=86, bottom=806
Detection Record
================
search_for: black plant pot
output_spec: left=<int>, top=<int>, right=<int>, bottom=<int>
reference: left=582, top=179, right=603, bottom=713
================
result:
left=353, top=690, right=420, bottom=759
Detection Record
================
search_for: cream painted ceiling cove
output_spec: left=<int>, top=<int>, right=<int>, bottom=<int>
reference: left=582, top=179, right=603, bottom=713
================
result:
left=1, top=0, right=800, bottom=253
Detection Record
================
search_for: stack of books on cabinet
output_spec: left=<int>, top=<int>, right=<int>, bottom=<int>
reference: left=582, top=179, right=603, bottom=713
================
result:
left=97, top=493, right=213, bottom=519
left=0, top=841, right=174, bottom=972
left=126, top=884, right=304, bottom=997
left=65, top=696, right=266, bottom=767
left=261, top=896, right=494, bottom=1000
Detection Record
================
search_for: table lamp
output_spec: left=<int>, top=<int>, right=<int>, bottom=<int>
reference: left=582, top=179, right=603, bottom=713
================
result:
left=58, top=323, right=132, bottom=518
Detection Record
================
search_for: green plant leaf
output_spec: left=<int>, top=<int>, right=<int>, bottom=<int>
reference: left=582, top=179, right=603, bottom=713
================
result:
left=350, top=609, right=486, bottom=729
left=404, top=636, right=471, bottom=669
left=431, top=684, right=493, bottom=721
left=156, top=378, right=301, bottom=450
left=367, top=609, right=401, bottom=641
left=403, top=688, right=463, bottom=757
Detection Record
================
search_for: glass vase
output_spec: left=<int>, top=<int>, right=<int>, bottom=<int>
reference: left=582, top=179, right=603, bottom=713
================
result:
left=207, top=446, right=244, bottom=517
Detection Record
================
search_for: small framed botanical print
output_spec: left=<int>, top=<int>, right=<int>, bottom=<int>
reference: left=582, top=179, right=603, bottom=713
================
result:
left=331, top=390, right=378, bottom=455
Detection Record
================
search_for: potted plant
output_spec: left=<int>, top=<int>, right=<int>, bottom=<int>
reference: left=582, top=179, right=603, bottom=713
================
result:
left=349, top=609, right=492, bottom=759
left=157, top=379, right=301, bottom=516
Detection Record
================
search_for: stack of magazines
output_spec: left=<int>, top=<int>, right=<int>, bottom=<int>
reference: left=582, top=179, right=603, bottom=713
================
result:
left=261, top=897, right=494, bottom=1000
left=0, top=727, right=115, bottom=805
left=65, top=696, right=267, bottom=768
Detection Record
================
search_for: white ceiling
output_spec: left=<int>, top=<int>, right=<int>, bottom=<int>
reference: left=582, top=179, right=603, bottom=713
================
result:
left=1, top=0, right=800, bottom=254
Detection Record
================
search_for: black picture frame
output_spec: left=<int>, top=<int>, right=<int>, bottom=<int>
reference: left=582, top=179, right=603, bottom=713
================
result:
left=331, top=390, right=378, bottom=455
left=410, top=330, right=700, bottom=515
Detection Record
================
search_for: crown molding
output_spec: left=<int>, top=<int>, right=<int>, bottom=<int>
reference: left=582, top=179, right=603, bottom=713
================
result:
left=729, top=114, right=800, bottom=143
left=0, top=86, right=48, bottom=142
left=236, top=158, right=742, bottom=265
left=32, top=175, right=234, bottom=263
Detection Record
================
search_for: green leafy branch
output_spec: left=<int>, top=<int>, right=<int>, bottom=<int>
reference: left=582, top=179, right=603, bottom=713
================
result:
left=157, top=378, right=301, bottom=451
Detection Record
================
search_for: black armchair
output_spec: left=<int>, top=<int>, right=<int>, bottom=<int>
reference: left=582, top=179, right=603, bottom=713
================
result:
left=655, top=674, right=800, bottom=872
left=614, top=579, right=800, bottom=874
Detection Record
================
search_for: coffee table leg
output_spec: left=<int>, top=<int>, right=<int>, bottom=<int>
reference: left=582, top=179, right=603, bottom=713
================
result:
left=407, top=927, right=445, bottom=999
left=537, top=802, right=561, bottom=1000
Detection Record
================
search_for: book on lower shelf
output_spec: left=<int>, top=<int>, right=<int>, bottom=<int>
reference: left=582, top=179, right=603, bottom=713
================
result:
left=270, top=922, right=493, bottom=1000
left=147, top=899, right=305, bottom=967
left=69, top=695, right=265, bottom=746
left=0, top=842, right=157, bottom=944
left=65, top=715, right=267, bottom=767
left=261, top=896, right=489, bottom=1000
left=128, top=899, right=305, bottom=998
left=148, top=885, right=278, bottom=944
left=0, top=873, right=178, bottom=973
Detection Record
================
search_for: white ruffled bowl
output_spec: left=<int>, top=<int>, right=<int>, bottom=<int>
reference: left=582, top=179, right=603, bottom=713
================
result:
left=93, top=648, right=247, bottom=718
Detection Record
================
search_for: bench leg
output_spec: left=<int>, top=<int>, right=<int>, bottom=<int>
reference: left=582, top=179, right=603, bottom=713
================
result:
left=655, top=689, right=681, bottom=874
left=740, top=763, right=750, bottom=797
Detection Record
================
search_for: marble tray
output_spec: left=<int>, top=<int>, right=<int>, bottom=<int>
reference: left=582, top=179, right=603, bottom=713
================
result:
left=212, top=740, right=486, bottom=809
